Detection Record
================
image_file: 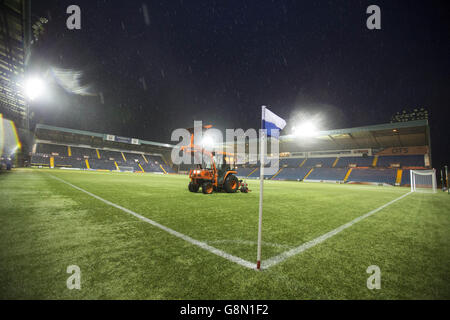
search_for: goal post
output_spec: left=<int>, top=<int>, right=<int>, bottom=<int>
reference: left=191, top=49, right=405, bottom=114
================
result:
left=410, top=169, right=437, bottom=193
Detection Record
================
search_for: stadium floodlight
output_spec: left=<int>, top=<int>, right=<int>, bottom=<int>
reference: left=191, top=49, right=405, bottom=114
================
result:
left=24, top=77, right=46, bottom=100
left=201, top=135, right=214, bottom=148
left=293, top=121, right=318, bottom=137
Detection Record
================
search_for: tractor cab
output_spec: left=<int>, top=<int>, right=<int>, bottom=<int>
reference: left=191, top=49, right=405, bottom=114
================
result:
left=183, top=125, right=249, bottom=194
left=187, top=149, right=248, bottom=194
left=215, top=154, right=233, bottom=185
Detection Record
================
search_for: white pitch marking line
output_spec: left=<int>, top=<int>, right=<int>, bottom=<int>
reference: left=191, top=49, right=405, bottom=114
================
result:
left=207, top=239, right=292, bottom=249
left=261, top=191, right=413, bottom=269
left=48, top=174, right=256, bottom=269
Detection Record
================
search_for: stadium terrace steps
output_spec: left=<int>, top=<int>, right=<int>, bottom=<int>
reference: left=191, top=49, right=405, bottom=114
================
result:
left=303, top=168, right=314, bottom=180
left=343, top=168, right=353, bottom=182
left=372, top=155, right=379, bottom=167
left=395, top=169, right=403, bottom=185
left=271, top=167, right=283, bottom=179
left=299, top=158, right=307, bottom=167
left=332, top=157, right=339, bottom=168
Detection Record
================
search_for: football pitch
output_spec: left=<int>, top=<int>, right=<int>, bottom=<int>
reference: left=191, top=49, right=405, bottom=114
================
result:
left=0, top=168, right=449, bottom=299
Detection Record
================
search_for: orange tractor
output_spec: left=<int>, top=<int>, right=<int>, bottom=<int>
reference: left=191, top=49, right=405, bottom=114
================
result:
left=188, top=151, right=249, bottom=194
left=182, top=126, right=249, bottom=194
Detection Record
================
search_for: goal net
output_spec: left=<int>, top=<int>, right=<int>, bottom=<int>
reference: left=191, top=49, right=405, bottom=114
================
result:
left=410, top=169, right=437, bottom=193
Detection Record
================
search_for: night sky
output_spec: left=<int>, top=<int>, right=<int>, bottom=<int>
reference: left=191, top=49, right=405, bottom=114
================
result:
left=30, top=0, right=449, bottom=167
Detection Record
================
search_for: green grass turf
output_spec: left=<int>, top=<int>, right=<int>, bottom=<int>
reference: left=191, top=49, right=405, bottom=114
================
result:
left=0, top=168, right=449, bottom=299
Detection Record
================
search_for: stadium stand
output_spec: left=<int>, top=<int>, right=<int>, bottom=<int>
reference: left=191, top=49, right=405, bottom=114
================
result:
left=376, top=155, right=425, bottom=168
left=71, top=146, right=97, bottom=158
left=334, top=156, right=374, bottom=168
left=29, top=120, right=432, bottom=187
left=305, top=168, right=348, bottom=181
left=347, top=168, right=398, bottom=185
left=279, top=157, right=304, bottom=168
left=302, top=157, right=336, bottom=168
left=31, top=124, right=176, bottom=173
left=53, top=156, right=85, bottom=169
left=30, top=154, right=50, bottom=166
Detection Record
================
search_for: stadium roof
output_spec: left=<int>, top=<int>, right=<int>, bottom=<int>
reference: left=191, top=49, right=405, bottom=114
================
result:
left=35, top=119, right=430, bottom=154
left=279, top=119, right=430, bottom=152
left=0, top=0, right=30, bottom=126
left=35, top=124, right=175, bottom=149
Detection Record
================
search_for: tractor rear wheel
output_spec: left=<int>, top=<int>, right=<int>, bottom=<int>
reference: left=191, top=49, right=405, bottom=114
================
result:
left=224, top=175, right=239, bottom=193
left=188, top=182, right=199, bottom=192
left=202, top=182, right=214, bottom=194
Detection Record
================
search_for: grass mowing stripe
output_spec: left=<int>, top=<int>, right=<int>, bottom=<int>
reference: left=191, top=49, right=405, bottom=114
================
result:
left=261, top=191, right=412, bottom=269
left=48, top=174, right=257, bottom=270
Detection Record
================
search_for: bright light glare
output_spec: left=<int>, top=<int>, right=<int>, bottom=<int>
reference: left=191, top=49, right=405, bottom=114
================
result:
left=201, top=136, right=214, bottom=147
left=293, top=122, right=318, bottom=137
left=25, top=77, right=45, bottom=100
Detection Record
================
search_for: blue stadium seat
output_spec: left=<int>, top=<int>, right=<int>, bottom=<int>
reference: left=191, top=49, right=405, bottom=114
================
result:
left=335, top=156, right=374, bottom=167
left=279, top=158, right=304, bottom=168
left=401, top=169, right=411, bottom=185
left=236, top=167, right=255, bottom=177
left=347, top=169, right=397, bottom=185
left=305, top=168, right=348, bottom=181
left=272, top=167, right=311, bottom=181
left=377, top=155, right=425, bottom=167
left=303, top=157, right=336, bottom=168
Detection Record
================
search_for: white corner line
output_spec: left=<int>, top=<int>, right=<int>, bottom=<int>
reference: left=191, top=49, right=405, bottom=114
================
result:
left=47, top=174, right=256, bottom=270
left=261, top=191, right=413, bottom=269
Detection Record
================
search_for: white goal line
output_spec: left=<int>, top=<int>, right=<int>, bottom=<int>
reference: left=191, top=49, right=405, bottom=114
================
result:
left=48, top=174, right=257, bottom=269
left=47, top=173, right=412, bottom=271
left=261, top=191, right=412, bottom=269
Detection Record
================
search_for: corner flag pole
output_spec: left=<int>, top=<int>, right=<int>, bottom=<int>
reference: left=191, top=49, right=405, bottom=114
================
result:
left=256, top=106, right=265, bottom=270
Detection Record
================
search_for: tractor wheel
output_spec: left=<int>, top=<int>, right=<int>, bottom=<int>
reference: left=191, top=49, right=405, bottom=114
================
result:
left=202, top=182, right=214, bottom=194
left=224, top=175, right=239, bottom=193
left=188, top=182, right=199, bottom=192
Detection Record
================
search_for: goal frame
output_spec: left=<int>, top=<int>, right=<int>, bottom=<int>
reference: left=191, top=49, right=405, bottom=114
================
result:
left=410, top=169, right=437, bottom=193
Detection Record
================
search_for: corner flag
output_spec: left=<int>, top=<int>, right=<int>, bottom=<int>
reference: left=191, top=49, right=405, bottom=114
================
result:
left=262, top=107, right=287, bottom=139
left=257, top=106, right=286, bottom=270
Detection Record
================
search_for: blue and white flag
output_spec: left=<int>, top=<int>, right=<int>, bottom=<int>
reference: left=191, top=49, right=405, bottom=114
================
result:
left=262, top=106, right=286, bottom=138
